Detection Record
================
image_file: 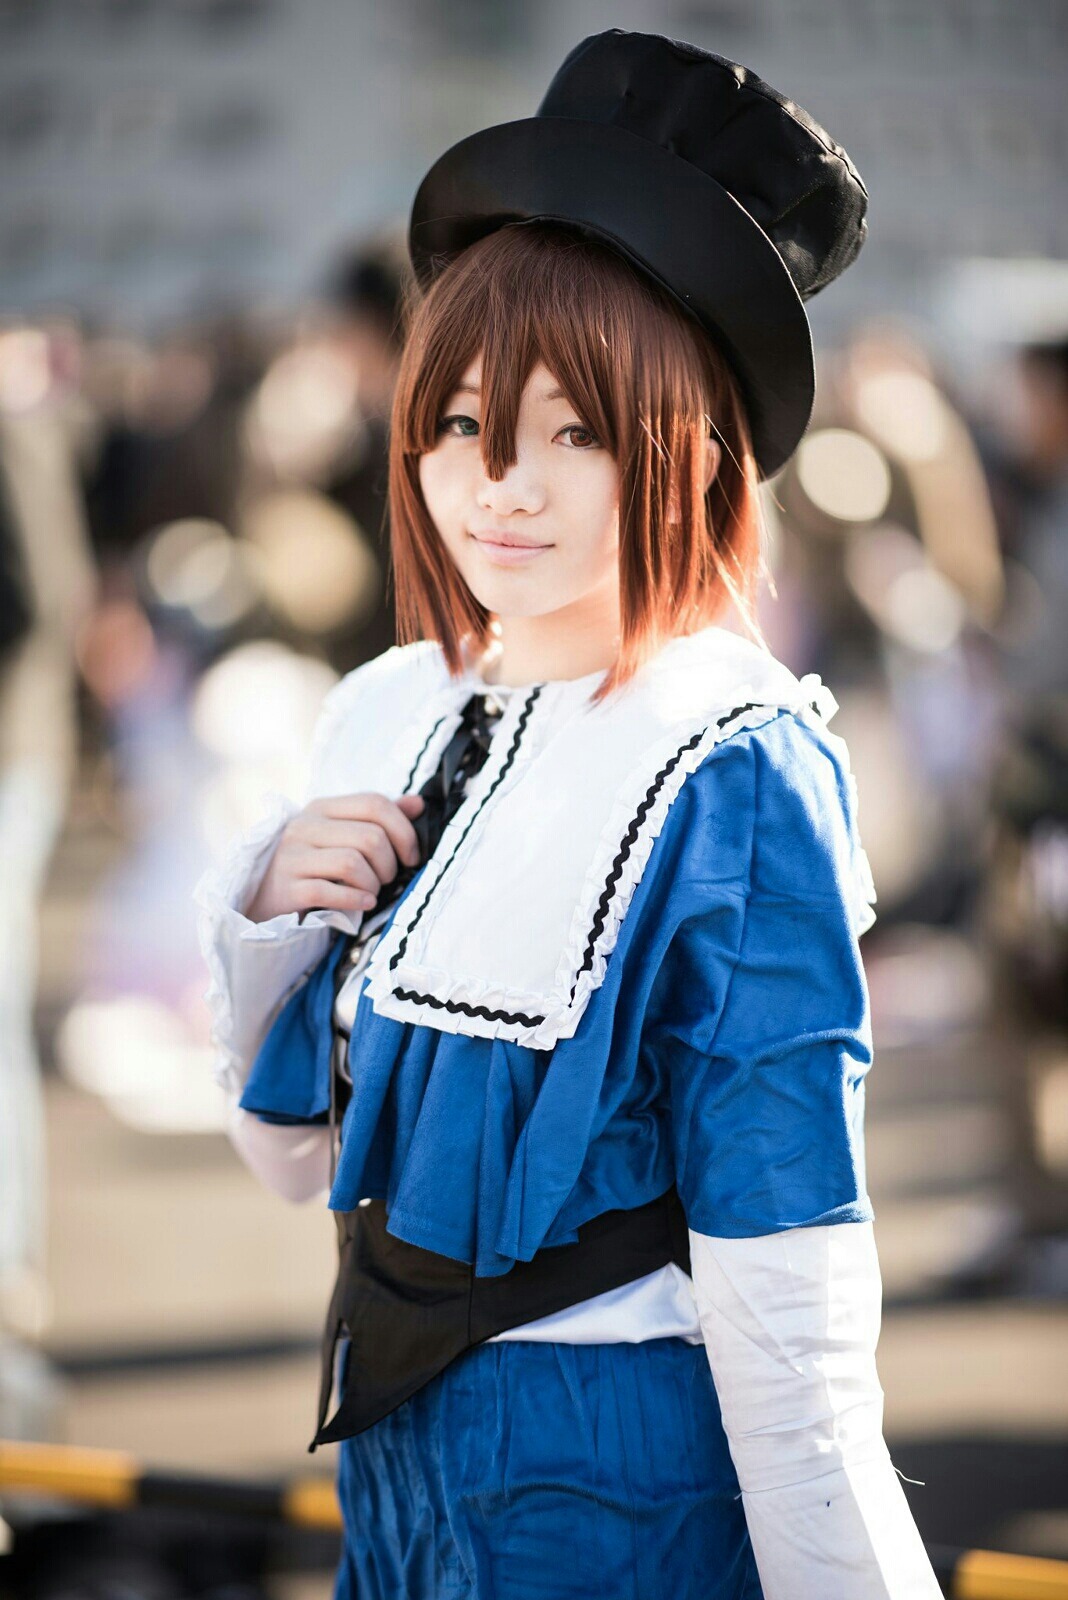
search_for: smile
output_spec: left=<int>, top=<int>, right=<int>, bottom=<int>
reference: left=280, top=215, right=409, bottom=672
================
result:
left=471, top=535, right=553, bottom=566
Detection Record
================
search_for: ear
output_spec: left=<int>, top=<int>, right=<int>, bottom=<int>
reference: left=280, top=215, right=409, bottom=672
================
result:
left=666, top=436, right=725, bottom=523
left=704, top=435, right=722, bottom=491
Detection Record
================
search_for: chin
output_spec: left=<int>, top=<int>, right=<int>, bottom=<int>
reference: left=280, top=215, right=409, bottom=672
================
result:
left=459, top=573, right=558, bottom=617
left=476, top=592, right=558, bottom=620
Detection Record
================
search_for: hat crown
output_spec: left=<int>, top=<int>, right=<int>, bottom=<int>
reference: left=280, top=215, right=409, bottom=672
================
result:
left=538, top=29, right=868, bottom=302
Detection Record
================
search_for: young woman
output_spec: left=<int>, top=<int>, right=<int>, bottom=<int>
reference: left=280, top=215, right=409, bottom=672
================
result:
left=195, top=30, right=943, bottom=1599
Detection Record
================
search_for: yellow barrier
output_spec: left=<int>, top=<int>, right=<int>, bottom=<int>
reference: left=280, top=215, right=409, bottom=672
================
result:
left=280, top=1473, right=343, bottom=1532
left=0, top=1438, right=341, bottom=1532
left=0, top=1442, right=139, bottom=1511
left=954, top=1549, right=1068, bottom=1600
left=3, top=1439, right=1068, bottom=1592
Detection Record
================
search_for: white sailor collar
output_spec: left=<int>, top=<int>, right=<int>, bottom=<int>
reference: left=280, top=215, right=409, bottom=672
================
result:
left=310, top=625, right=851, bottom=1050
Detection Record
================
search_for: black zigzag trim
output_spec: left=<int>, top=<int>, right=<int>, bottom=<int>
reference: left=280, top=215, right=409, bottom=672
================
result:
left=566, top=701, right=762, bottom=1005
left=403, top=714, right=448, bottom=793
left=392, top=986, right=546, bottom=1029
left=388, top=685, right=543, bottom=974
left=390, top=696, right=765, bottom=1029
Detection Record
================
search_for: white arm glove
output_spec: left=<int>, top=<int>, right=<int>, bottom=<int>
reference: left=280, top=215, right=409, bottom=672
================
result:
left=689, top=1221, right=942, bottom=1599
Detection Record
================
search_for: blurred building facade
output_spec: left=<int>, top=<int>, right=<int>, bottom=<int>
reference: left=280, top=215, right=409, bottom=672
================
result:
left=1, top=0, right=1065, bottom=335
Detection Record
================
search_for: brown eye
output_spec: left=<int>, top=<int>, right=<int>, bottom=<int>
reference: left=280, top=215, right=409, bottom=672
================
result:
left=560, top=424, right=600, bottom=449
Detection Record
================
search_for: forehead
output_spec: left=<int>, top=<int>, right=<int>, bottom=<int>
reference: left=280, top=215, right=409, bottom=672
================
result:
left=452, top=357, right=566, bottom=402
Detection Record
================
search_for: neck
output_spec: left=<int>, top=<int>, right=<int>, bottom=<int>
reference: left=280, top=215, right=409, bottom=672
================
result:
left=481, top=579, right=621, bottom=687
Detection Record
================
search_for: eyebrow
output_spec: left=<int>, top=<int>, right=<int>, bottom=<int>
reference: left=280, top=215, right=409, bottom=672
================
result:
left=453, top=381, right=568, bottom=402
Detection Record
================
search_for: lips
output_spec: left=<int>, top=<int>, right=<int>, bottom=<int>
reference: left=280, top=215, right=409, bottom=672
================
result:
left=471, top=531, right=551, bottom=549
left=470, top=532, right=552, bottom=567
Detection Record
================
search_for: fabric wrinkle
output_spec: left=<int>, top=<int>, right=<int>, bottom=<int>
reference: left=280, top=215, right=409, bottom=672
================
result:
left=193, top=495, right=935, bottom=1589
left=238, top=708, right=876, bottom=1283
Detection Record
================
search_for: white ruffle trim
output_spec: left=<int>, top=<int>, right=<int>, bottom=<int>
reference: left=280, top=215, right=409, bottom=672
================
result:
left=363, top=676, right=867, bottom=1050
left=789, top=675, right=877, bottom=939
left=555, top=674, right=877, bottom=1040
left=555, top=700, right=790, bottom=1042
left=851, top=817, right=879, bottom=938
left=822, top=730, right=878, bottom=940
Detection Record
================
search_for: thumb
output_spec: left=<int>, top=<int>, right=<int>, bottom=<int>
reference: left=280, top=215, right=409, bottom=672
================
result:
left=396, top=792, right=426, bottom=813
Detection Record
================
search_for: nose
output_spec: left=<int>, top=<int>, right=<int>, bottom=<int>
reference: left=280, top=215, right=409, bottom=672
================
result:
left=475, top=455, right=545, bottom=517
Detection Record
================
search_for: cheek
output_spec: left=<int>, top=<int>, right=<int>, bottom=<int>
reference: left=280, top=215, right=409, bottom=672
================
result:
left=417, top=454, right=467, bottom=549
left=417, top=453, right=444, bottom=514
left=573, top=460, right=620, bottom=553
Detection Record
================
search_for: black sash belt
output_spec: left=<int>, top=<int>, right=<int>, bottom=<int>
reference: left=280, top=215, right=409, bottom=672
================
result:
left=308, top=1186, right=692, bottom=1451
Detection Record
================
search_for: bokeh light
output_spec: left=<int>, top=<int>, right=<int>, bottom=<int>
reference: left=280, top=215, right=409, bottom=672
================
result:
left=796, top=428, right=893, bottom=524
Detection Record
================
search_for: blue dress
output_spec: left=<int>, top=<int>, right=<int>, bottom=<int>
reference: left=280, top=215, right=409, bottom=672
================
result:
left=239, top=705, right=874, bottom=1598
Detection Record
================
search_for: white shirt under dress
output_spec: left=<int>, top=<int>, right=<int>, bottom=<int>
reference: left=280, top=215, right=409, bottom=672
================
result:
left=198, top=636, right=942, bottom=1598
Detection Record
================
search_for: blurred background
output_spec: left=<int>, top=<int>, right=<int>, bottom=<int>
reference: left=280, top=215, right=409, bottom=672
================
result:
left=0, top=1, right=1066, bottom=1594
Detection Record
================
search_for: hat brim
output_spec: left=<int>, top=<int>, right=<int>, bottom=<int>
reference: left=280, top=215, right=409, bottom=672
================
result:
left=409, top=116, right=814, bottom=480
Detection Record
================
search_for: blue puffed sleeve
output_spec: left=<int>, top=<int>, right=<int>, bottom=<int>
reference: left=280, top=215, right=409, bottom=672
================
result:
left=649, top=709, right=875, bottom=1238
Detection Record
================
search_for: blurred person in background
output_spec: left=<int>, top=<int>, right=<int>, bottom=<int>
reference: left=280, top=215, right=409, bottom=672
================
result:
left=319, top=237, right=410, bottom=669
left=981, top=333, right=1068, bottom=1266
left=82, top=321, right=258, bottom=577
left=0, top=324, right=98, bottom=1436
left=771, top=324, right=1006, bottom=935
left=61, top=317, right=341, bottom=1142
left=235, top=243, right=409, bottom=680
left=997, top=336, right=1068, bottom=703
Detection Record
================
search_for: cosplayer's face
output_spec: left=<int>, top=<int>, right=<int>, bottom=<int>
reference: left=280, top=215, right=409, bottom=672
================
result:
left=418, top=358, right=620, bottom=622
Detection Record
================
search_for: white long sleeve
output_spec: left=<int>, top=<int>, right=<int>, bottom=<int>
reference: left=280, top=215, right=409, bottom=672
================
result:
left=225, top=1101, right=331, bottom=1203
left=193, top=664, right=385, bottom=1197
left=192, top=789, right=357, bottom=1099
left=194, top=655, right=383, bottom=1095
left=192, top=793, right=347, bottom=1200
left=689, top=1221, right=941, bottom=1599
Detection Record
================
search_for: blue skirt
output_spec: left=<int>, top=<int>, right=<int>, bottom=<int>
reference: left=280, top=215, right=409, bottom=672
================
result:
left=333, top=1337, right=763, bottom=1599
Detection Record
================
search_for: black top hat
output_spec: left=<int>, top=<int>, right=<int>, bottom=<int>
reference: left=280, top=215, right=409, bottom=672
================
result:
left=409, top=29, right=868, bottom=480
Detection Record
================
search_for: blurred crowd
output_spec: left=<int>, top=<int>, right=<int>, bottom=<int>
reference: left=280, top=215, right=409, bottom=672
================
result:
left=1, top=234, right=1067, bottom=1449
left=0, top=236, right=409, bottom=1432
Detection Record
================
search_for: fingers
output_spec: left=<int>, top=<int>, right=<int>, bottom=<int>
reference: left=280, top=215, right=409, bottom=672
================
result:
left=312, top=793, right=423, bottom=869
left=298, top=878, right=378, bottom=915
left=296, top=815, right=396, bottom=861
left=292, top=846, right=383, bottom=899
left=297, top=823, right=400, bottom=886
left=286, top=790, right=429, bottom=914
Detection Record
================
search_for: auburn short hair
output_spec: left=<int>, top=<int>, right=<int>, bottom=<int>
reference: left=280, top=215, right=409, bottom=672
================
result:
left=389, top=220, right=767, bottom=703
